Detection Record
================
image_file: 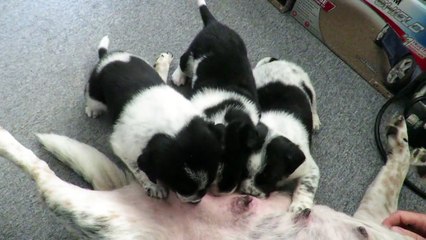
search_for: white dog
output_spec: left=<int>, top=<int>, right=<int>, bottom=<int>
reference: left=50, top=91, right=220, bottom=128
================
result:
left=0, top=116, right=422, bottom=239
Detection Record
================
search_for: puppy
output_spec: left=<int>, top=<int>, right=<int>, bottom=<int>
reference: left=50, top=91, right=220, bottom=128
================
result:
left=240, top=57, right=321, bottom=213
left=84, top=36, right=223, bottom=203
left=172, top=0, right=264, bottom=195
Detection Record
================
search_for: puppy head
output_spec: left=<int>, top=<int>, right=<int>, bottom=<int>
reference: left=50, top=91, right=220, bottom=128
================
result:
left=138, top=117, right=224, bottom=203
left=209, top=110, right=267, bottom=195
left=254, top=136, right=305, bottom=195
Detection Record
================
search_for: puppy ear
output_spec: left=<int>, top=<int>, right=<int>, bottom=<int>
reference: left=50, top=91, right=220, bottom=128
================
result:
left=268, top=136, right=306, bottom=174
left=208, top=123, right=225, bottom=144
left=224, top=109, right=264, bottom=150
left=137, top=134, right=174, bottom=183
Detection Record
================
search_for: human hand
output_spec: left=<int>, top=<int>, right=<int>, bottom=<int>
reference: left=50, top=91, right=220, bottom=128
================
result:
left=383, top=210, right=426, bottom=240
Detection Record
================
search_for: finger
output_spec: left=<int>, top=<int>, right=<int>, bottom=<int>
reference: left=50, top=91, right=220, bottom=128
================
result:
left=391, top=226, right=425, bottom=240
left=383, top=210, right=426, bottom=231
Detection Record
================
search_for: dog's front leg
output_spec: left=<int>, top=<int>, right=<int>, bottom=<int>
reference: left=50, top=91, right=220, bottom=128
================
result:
left=354, top=116, right=411, bottom=224
left=288, top=160, right=320, bottom=213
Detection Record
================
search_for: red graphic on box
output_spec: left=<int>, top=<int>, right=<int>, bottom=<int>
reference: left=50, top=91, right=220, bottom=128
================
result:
left=304, top=21, right=310, bottom=28
left=314, top=0, right=336, bottom=12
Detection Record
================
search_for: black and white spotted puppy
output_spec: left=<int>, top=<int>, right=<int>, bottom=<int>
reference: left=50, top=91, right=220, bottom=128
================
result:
left=240, top=57, right=321, bottom=213
left=84, top=36, right=224, bottom=203
left=172, top=0, right=264, bottom=195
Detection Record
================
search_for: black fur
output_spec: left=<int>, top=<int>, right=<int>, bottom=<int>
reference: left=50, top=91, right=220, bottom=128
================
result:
left=137, top=117, right=222, bottom=199
left=177, top=3, right=262, bottom=194
left=257, top=82, right=314, bottom=138
left=254, top=136, right=305, bottom=195
left=88, top=52, right=163, bottom=122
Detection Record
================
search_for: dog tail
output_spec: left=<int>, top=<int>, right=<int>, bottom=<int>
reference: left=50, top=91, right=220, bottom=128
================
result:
left=36, top=133, right=134, bottom=190
left=97, top=35, right=110, bottom=59
left=197, top=0, right=216, bottom=26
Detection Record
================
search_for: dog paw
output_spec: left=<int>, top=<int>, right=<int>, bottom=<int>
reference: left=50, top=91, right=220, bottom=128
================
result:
left=144, top=182, right=169, bottom=199
left=85, top=106, right=103, bottom=118
left=292, top=208, right=312, bottom=222
left=385, top=115, right=409, bottom=156
left=171, top=67, right=186, bottom=86
left=411, top=148, right=426, bottom=166
left=289, top=202, right=312, bottom=214
left=155, top=52, right=174, bottom=66
left=313, top=114, right=321, bottom=132
left=239, top=180, right=266, bottom=198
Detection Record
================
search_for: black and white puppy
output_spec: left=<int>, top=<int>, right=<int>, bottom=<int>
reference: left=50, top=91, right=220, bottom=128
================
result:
left=84, top=36, right=223, bottom=203
left=172, top=0, right=264, bottom=195
left=240, top=57, right=321, bottom=213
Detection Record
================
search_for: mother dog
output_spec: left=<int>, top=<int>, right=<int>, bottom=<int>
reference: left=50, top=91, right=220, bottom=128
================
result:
left=0, top=115, right=420, bottom=239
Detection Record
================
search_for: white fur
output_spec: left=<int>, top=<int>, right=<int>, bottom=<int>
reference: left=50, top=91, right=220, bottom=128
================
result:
left=85, top=94, right=107, bottom=118
left=0, top=121, right=412, bottom=239
left=190, top=88, right=259, bottom=125
left=191, top=56, right=206, bottom=88
left=184, top=166, right=208, bottom=190
left=96, top=52, right=132, bottom=73
left=98, top=35, right=110, bottom=52
left=171, top=66, right=186, bottom=86
left=197, top=0, right=206, bottom=7
left=154, top=52, right=174, bottom=82
left=37, top=133, right=133, bottom=190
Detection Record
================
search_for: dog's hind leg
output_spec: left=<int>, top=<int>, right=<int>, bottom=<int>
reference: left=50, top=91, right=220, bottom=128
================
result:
left=354, top=116, right=411, bottom=224
left=0, top=127, right=123, bottom=237
left=36, top=133, right=133, bottom=191
left=153, top=52, right=174, bottom=83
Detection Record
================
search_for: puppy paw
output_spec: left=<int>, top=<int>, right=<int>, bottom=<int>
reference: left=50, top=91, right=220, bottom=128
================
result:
left=85, top=106, right=103, bottom=118
left=85, top=98, right=107, bottom=118
left=239, top=180, right=266, bottom=198
left=144, top=182, right=169, bottom=199
left=313, top=114, right=321, bottom=132
left=155, top=52, right=174, bottom=66
left=289, top=202, right=312, bottom=214
left=171, top=67, right=186, bottom=86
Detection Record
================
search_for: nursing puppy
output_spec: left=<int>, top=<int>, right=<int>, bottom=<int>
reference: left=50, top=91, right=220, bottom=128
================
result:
left=172, top=0, right=264, bottom=194
left=240, top=57, right=321, bottom=213
left=84, top=36, right=223, bottom=203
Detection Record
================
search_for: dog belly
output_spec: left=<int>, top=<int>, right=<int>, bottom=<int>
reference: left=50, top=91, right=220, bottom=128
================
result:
left=98, top=187, right=291, bottom=239
left=100, top=186, right=405, bottom=240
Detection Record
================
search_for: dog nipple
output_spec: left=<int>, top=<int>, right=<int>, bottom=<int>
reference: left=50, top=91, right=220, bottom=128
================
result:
left=231, top=195, right=253, bottom=214
left=355, top=226, right=369, bottom=239
left=293, top=208, right=311, bottom=224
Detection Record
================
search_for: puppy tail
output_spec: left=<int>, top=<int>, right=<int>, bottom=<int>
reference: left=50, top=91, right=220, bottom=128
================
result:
left=36, top=133, right=134, bottom=190
left=197, top=0, right=216, bottom=26
left=97, top=35, right=110, bottom=59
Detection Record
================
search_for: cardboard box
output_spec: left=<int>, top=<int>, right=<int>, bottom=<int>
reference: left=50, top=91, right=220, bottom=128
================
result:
left=288, top=0, right=426, bottom=98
